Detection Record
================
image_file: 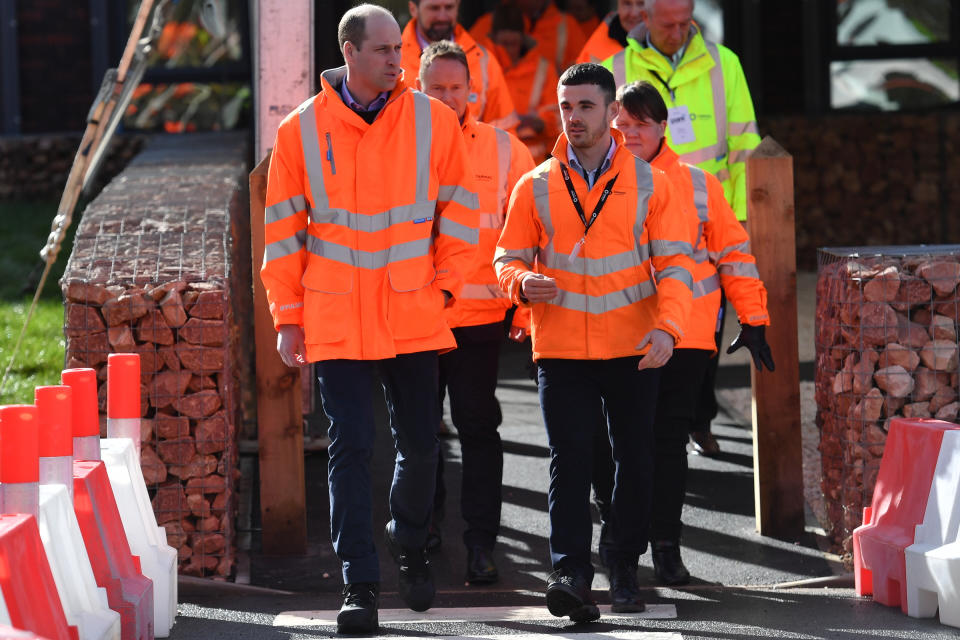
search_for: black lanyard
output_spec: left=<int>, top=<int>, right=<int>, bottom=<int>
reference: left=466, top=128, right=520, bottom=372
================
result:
left=650, top=70, right=676, bottom=101
left=559, top=164, right=619, bottom=237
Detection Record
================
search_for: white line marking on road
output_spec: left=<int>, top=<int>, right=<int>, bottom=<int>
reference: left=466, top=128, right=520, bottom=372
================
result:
left=273, top=604, right=678, bottom=627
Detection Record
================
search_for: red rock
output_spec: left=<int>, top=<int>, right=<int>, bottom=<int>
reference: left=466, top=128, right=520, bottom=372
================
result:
left=62, top=280, right=113, bottom=305
left=159, top=289, right=188, bottom=328
left=190, top=533, right=226, bottom=555
left=195, top=412, right=229, bottom=454
left=912, top=308, right=932, bottom=326
left=147, top=281, right=188, bottom=302
left=918, top=260, right=960, bottom=297
left=884, top=394, right=905, bottom=417
left=929, top=314, right=957, bottom=341
left=102, top=292, right=152, bottom=326
left=860, top=303, right=899, bottom=346
left=216, top=556, right=233, bottom=577
left=66, top=331, right=110, bottom=365
left=920, top=340, right=959, bottom=372
left=863, top=266, right=900, bottom=303
left=187, top=493, right=211, bottom=518
left=188, top=375, right=217, bottom=392
left=157, top=437, right=196, bottom=465
left=107, top=325, right=136, bottom=351
left=156, top=413, right=191, bottom=439
left=878, top=343, right=920, bottom=371
left=136, top=343, right=161, bottom=374
left=914, top=367, right=950, bottom=401
left=173, top=390, right=221, bottom=418
left=212, top=492, right=228, bottom=514
left=892, top=275, right=933, bottom=310
left=157, top=346, right=181, bottom=371
left=152, top=484, right=188, bottom=524
left=188, top=290, right=225, bottom=319
left=903, top=402, right=931, bottom=418
left=874, top=365, right=914, bottom=398
left=933, top=299, right=960, bottom=323
left=860, top=388, right=884, bottom=422
left=168, top=454, right=219, bottom=480
left=896, top=313, right=931, bottom=349
left=186, top=474, right=227, bottom=496
left=137, top=308, right=174, bottom=345
left=833, top=354, right=856, bottom=394
left=197, top=516, right=220, bottom=532
left=176, top=346, right=225, bottom=372
left=180, top=318, right=225, bottom=346
left=852, top=358, right=876, bottom=395
left=148, top=370, right=192, bottom=409
left=930, top=387, right=959, bottom=414
left=64, top=304, right=105, bottom=336
left=161, top=522, right=187, bottom=548
left=140, top=445, right=167, bottom=484
left=936, top=402, right=960, bottom=421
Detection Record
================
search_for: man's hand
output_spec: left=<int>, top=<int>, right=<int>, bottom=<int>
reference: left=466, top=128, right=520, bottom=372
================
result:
left=276, top=324, right=307, bottom=368
left=727, top=324, right=775, bottom=372
left=521, top=273, right=558, bottom=303
left=636, top=329, right=675, bottom=370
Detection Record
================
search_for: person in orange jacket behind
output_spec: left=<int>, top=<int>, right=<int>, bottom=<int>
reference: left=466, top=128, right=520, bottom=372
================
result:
left=260, top=5, right=479, bottom=634
left=495, top=63, right=695, bottom=619
left=576, top=0, right=645, bottom=64
left=414, top=40, right=535, bottom=585
left=470, top=0, right=587, bottom=73
left=400, top=0, right=519, bottom=131
left=598, top=80, right=773, bottom=585
left=487, top=3, right=560, bottom=163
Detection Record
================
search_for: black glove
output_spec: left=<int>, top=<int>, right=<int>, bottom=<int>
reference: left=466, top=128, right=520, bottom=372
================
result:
left=727, top=324, right=775, bottom=372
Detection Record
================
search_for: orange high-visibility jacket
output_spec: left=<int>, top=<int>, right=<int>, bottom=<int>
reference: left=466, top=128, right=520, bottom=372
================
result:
left=261, top=67, right=480, bottom=362
left=650, top=144, right=768, bottom=351
left=470, top=2, right=586, bottom=73
left=576, top=13, right=626, bottom=64
left=491, top=43, right=560, bottom=163
left=401, top=22, right=519, bottom=131
left=494, top=131, right=695, bottom=361
left=447, top=115, right=535, bottom=328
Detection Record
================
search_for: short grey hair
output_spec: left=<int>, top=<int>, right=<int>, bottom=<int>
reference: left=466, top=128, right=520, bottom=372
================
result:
left=643, top=0, right=695, bottom=14
left=338, top=3, right=395, bottom=51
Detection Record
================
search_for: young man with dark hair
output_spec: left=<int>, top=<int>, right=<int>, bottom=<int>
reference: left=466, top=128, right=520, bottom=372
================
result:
left=495, top=62, right=695, bottom=620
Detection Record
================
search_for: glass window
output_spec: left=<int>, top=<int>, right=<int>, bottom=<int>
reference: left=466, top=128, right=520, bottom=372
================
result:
left=831, top=58, right=959, bottom=110
left=836, top=0, right=950, bottom=47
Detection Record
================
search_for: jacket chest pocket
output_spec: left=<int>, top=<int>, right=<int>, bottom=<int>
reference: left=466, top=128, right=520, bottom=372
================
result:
left=301, top=259, right=354, bottom=344
left=386, top=259, right=444, bottom=340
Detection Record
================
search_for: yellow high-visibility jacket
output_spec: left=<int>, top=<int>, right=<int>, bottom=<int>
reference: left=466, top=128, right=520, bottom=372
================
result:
left=603, top=24, right=760, bottom=220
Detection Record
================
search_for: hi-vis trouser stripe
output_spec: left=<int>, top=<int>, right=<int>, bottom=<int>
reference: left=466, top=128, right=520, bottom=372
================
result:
left=273, top=92, right=476, bottom=269
left=530, top=58, right=549, bottom=114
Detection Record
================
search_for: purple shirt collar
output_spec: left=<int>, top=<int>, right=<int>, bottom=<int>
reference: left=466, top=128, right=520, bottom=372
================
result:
left=340, top=79, right=389, bottom=113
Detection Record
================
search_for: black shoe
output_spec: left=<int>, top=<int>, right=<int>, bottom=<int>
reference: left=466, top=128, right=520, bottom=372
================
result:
left=608, top=561, right=645, bottom=613
left=384, top=522, right=435, bottom=612
left=425, top=521, right=442, bottom=553
left=546, top=567, right=600, bottom=622
left=465, top=546, right=499, bottom=584
left=652, top=540, right=691, bottom=586
left=336, top=582, right=379, bottom=635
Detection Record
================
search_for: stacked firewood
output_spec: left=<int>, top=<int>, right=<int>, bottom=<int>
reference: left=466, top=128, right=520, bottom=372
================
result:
left=815, top=250, right=960, bottom=553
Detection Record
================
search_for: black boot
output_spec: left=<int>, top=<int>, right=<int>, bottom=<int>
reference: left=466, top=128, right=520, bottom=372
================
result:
left=651, top=540, right=691, bottom=586
left=609, top=560, right=645, bottom=613
left=385, top=522, right=436, bottom=611
left=336, top=582, right=378, bottom=635
left=466, top=546, right=499, bottom=584
left=546, top=566, right=601, bottom=622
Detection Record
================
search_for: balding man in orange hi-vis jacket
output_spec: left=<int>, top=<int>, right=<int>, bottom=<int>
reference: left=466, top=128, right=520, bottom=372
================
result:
left=494, top=63, right=695, bottom=620
left=597, top=80, right=771, bottom=587
left=415, top=40, right=535, bottom=586
left=400, top=0, right=519, bottom=131
left=260, top=5, right=479, bottom=635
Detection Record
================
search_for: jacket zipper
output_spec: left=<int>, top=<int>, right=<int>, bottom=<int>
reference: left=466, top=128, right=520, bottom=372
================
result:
left=325, top=132, right=336, bottom=175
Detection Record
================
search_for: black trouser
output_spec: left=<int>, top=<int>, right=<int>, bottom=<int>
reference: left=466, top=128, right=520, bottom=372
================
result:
left=692, top=292, right=726, bottom=434
left=436, top=322, right=504, bottom=549
left=539, top=357, right=660, bottom=581
left=593, top=348, right=712, bottom=545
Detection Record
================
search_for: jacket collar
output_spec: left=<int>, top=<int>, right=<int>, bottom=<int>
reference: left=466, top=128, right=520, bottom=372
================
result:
left=649, top=140, right=680, bottom=172
left=625, top=22, right=709, bottom=74
left=319, top=66, right=408, bottom=127
left=551, top=128, right=631, bottom=184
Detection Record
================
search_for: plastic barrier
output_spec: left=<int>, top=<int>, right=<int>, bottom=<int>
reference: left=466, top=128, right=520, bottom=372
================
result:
left=37, top=485, right=119, bottom=640
left=853, top=418, right=960, bottom=611
left=101, top=439, right=176, bottom=637
left=61, top=370, right=100, bottom=462
left=0, top=406, right=40, bottom=518
left=106, top=355, right=141, bottom=457
left=0, top=625, right=53, bottom=639
left=73, top=461, right=153, bottom=640
left=36, top=387, right=75, bottom=501
left=0, top=514, right=75, bottom=640
left=904, top=429, right=960, bottom=627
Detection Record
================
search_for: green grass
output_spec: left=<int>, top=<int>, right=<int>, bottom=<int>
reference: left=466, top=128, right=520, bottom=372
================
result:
left=0, top=200, right=73, bottom=404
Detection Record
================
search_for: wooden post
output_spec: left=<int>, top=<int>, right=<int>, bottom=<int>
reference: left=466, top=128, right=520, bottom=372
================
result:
left=250, top=152, right=308, bottom=554
left=746, top=136, right=805, bottom=539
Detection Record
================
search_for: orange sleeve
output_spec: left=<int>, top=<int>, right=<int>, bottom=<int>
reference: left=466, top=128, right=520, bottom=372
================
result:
left=482, top=53, right=521, bottom=132
left=704, top=173, right=770, bottom=326
left=261, top=114, right=309, bottom=330
left=432, top=101, right=481, bottom=302
left=645, top=170, right=695, bottom=343
left=494, top=173, right=541, bottom=306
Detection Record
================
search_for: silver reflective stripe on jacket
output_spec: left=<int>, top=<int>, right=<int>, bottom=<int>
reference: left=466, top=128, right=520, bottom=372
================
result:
left=493, top=245, right=538, bottom=270
left=729, top=121, right=759, bottom=136
left=530, top=58, right=549, bottom=113
left=413, top=91, right=432, bottom=203
left=705, top=42, right=726, bottom=160
left=692, top=273, right=720, bottom=298
left=710, top=240, right=750, bottom=264
left=477, top=45, right=490, bottom=118
left=654, top=265, right=694, bottom=289
left=612, top=50, right=627, bottom=88
left=307, top=235, right=432, bottom=269
left=719, top=261, right=760, bottom=279
left=689, top=165, right=709, bottom=262
left=266, top=195, right=307, bottom=225
left=495, top=127, right=513, bottom=215
left=460, top=283, right=507, bottom=300
left=556, top=19, right=567, bottom=70
left=265, top=230, right=307, bottom=263
left=550, top=280, right=657, bottom=314
left=438, top=185, right=480, bottom=209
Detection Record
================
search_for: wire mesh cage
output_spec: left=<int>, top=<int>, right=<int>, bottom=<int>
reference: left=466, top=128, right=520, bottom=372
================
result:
left=61, top=133, right=248, bottom=578
left=815, top=245, right=960, bottom=555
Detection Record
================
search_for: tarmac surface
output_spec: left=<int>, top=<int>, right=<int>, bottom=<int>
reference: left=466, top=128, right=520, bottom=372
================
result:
left=169, top=300, right=960, bottom=639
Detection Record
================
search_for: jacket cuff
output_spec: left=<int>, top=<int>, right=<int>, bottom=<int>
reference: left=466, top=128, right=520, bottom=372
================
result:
left=656, top=317, right=684, bottom=345
left=272, top=301, right=304, bottom=331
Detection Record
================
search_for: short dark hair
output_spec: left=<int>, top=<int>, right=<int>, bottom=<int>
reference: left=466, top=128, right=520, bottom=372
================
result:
left=419, top=40, right=471, bottom=83
left=491, top=3, right=525, bottom=34
left=558, top=63, right=616, bottom=106
left=616, top=81, right=668, bottom=124
left=337, top=3, right=393, bottom=51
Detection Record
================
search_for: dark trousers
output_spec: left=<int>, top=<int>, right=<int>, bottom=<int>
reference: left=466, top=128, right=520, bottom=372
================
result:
left=692, top=293, right=726, bottom=434
left=316, top=352, right=440, bottom=584
left=538, top=357, right=660, bottom=581
left=436, top=323, right=504, bottom=549
left=592, top=348, right=712, bottom=545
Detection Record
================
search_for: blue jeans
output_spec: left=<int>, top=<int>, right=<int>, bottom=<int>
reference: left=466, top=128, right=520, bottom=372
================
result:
left=538, top=357, right=660, bottom=582
left=316, top=352, right=440, bottom=584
